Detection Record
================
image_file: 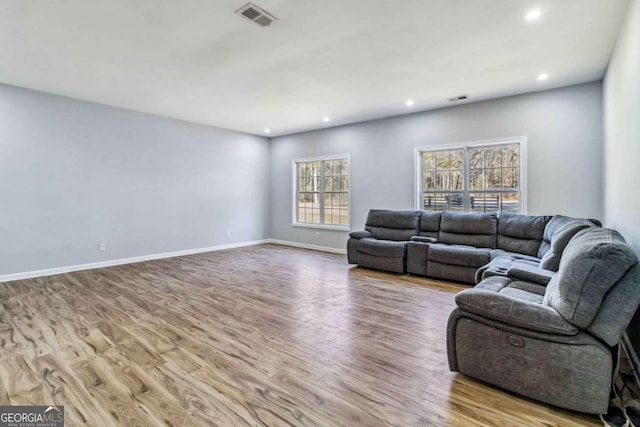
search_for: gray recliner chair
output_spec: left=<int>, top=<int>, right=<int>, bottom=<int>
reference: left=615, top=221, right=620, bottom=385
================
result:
left=347, top=210, right=421, bottom=274
left=447, top=227, right=640, bottom=414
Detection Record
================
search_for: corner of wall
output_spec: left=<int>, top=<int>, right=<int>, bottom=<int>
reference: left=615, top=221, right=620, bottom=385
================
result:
left=603, top=0, right=640, bottom=255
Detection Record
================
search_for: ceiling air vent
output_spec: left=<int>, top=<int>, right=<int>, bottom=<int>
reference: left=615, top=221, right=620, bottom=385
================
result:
left=448, top=95, right=469, bottom=102
left=236, top=3, right=278, bottom=27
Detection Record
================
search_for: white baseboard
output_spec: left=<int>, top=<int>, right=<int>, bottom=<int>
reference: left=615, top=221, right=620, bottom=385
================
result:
left=267, top=239, right=347, bottom=255
left=0, top=240, right=269, bottom=283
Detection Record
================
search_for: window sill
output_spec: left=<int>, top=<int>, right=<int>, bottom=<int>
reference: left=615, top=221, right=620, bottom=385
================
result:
left=292, top=223, right=350, bottom=232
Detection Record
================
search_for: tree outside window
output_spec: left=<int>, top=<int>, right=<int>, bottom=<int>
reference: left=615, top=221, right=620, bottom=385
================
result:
left=419, top=141, right=523, bottom=213
left=294, top=155, right=350, bottom=228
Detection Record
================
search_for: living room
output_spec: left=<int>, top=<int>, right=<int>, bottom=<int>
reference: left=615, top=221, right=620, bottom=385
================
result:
left=1, top=0, right=639, bottom=426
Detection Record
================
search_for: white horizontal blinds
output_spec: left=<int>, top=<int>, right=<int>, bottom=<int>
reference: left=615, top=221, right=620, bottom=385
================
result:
left=420, top=142, right=521, bottom=213
left=295, top=156, right=350, bottom=227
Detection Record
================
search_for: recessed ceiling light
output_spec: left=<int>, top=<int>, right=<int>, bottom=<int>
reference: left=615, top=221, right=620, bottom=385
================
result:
left=537, top=73, right=549, bottom=81
left=264, top=128, right=270, bottom=133
left=525, top=9, right=542, bottom=21
left=406, top=100, right=415, bottom=107
left=323, top=117, right=330, bottom=123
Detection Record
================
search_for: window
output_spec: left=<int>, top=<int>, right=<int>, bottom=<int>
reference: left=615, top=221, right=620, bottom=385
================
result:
left=293, top=155, right=350, bottom=229
left=416, top=138, right=525, bottom=213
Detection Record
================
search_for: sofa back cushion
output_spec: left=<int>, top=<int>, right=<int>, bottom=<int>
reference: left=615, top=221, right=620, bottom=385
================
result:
left=365, top=209, right=420, bottom=241
left=496, top=213, right=550, bottom=257
left=418, top=212, right=442, bottom=239
left=588, top=263, right=640, bottom=346
left=543, top=228, right=638, bottom=329
left=438, top=212, right=497, bottom=248
left=539, top=219, right=594, bottom=271
left=538, top=215, right=596, bottom=258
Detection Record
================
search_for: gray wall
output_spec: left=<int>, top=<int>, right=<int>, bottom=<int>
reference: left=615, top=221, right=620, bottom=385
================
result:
left=604, top=0, right=640, bottom=254
left=0, top=78, right=608, bottom=274
left=0, top=84, right=270, bottom=276
left=270, top=82, right=604, bottom=251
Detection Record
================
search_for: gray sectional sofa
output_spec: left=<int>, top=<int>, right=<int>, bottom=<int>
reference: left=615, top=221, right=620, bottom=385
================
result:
left=448, top=227, right=640, bottom=413
left=346, top=210, right=421, bottom=274
left=347, top=209, right=595, bottom=283
left=347, top=209, right=640, bottom=413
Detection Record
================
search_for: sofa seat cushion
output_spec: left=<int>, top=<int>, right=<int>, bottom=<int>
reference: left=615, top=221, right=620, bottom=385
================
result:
left=456, top=276, right=579, bottom=335
left=357, top=238, right=407, bottom=258
left=428, top=244, right=490, bottom=268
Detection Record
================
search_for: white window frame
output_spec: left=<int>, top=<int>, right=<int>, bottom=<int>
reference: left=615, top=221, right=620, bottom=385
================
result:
left=414, top=136, right=527, bottom=213
left=292, top=153, right=351, bottom=231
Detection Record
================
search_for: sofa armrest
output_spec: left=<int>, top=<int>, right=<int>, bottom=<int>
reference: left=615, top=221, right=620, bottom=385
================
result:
left=349, top=230, right=372, bottom=239
left=506, top=263, right=555, bottom=285
left=455, top=288, right=579, bottom=335
left=410, top=236, right=437, bottom=243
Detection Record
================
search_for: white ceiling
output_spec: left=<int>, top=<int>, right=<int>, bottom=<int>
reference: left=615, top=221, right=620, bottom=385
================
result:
left=0, top=0, right=630, bottom=137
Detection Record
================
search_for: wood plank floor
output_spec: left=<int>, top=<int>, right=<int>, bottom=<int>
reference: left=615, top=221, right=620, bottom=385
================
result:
left=0, top=244, right=600, bottom=426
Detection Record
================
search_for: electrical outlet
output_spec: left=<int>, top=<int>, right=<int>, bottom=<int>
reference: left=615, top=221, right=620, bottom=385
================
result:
left=225, top=230, right=231, bottom=238
left=99, top=242, right=106, bottom=252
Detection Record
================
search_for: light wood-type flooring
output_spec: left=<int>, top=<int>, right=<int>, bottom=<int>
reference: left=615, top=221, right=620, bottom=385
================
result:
left=0, top=244, right=600, bottom=426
